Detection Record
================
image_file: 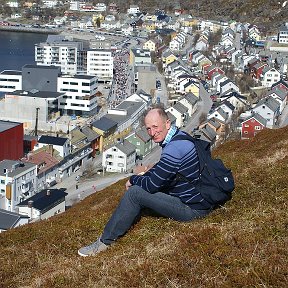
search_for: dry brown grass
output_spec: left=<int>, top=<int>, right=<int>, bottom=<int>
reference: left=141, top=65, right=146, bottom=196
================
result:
left=0, top=126, right=287, bottom=288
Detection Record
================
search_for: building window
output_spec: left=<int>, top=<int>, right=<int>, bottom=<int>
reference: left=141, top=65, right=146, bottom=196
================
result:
left=255, top=126, right=261, bottom=130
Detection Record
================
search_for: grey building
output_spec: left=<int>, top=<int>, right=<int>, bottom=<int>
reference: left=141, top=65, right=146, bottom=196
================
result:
left=22, top=65, right=61, bottom=92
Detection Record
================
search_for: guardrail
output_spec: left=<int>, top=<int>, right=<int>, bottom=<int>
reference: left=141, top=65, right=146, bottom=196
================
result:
left=0, top=25, right=62, bottom=34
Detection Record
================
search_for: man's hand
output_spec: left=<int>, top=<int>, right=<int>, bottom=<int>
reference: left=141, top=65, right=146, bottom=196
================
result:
left=133, top=163, right=154, bottom=175
left=125, top=179, right=132, bottom=190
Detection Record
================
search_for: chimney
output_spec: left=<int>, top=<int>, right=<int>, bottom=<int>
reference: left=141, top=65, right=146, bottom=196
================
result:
left=47, top=189, right=51, bottom=196
left=49, top=144, right=53, bottom=156
left=28, top=200, right=33, bottom=219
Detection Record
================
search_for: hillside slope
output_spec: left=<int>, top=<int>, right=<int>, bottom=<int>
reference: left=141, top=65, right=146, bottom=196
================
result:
left=115, top=0, right=288, bottom=30
left=0, top=126, right=288, bottom=288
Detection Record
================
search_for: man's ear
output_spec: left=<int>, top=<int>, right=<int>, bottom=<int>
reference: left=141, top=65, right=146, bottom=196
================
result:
left=166, top=118, right=171, bottom=129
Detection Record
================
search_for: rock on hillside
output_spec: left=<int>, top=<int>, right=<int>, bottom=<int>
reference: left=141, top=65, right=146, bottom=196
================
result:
left=0, top=126, right=287, bottom=287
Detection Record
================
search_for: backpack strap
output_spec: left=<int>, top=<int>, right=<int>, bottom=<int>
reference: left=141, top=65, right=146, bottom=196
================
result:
left=171, top=132, right=204, bottom=183
left=171, top=132, right=211, bottom=173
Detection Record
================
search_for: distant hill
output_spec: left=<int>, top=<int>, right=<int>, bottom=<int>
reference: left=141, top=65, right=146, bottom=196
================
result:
left=0, top=125, right=287, bottom=287
left=116, top=0, right=288, bottom=31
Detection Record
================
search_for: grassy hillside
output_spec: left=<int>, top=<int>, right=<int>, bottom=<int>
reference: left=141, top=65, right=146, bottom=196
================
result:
left=115, top=0, right=288, bottom=30
left=0, top=126, right=287, bottom=288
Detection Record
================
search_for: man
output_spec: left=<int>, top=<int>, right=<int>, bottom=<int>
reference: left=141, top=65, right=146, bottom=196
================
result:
left=78, top=105, right=213, bottom=257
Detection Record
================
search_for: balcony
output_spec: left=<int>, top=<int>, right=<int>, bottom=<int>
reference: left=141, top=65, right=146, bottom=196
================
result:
left=22, top=179, right=31, bottom=185
left=58, top=147, right=93, bottom=171
left=21, top=184, right=30, bottom=194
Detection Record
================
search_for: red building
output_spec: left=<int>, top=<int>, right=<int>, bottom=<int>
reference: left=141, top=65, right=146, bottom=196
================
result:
left=241, top=113, right=267, bottom=139
left=0, top=120, right=24, bottom=161
left=206, top=66, right=225, bottom=80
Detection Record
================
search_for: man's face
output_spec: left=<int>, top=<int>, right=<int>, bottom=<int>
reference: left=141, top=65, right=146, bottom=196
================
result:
left=144, top=109, right=171, bottom=143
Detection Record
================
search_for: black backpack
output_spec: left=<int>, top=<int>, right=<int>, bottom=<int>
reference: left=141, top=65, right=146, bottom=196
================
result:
left=172, top=133, right=235, bottom=208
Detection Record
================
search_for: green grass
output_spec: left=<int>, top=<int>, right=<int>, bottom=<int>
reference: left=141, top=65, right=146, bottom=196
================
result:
left=0, top=126, right=287, bottom=287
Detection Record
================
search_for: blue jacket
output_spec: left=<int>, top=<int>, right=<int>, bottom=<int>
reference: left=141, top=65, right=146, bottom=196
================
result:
left=130, top=129, right=212, bottom=210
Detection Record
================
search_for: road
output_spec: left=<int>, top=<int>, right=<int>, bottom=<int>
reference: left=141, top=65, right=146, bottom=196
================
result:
left=278, top=104, right=288, bottom=127
left=55, top=161, right=130, bottom=207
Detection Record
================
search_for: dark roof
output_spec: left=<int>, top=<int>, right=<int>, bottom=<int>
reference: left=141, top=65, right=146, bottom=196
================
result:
left=7, top=90, right=64, bottom=99
left=271, top=79, right=288, bottom=90
left=1, top=70, right=22, bottom=75
left=72, top=74, right=96, bottom=80
left=167, top=111, right=176, bottom=123
left=80, top=126, right=100, bottom=141
left=0, top=160, right=36, bottom=177
left=115, top=140, right=136, bottom=156
left=92, top=116, right=118, bottom=131
left=243, top=112, right=267, bottom=126
left=135, top=126, right=151, bottom=142
left=23, top=64, right=60, bottom=70
left=0, top=209, right=29, bottom=230
left=17, top=189, right=68, bottom=212
left=0, top=120, right=22, bottom=133
left=38, top=135, right=68, bottom=146
left=173, top=102, right=188, bottom=114
left=24, top=134, right=38, bottom=141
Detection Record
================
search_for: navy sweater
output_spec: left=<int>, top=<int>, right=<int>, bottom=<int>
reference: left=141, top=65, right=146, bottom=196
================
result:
left=130, top=130, right=212, bottom=210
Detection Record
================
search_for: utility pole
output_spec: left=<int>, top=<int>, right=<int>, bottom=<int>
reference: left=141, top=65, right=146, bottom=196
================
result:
left=34, top=107, right=40, bottom=137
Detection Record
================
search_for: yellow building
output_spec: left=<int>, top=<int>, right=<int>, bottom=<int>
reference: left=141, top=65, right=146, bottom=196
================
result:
left=184, top=81, right=200, bottom=97
left=161, top=49, right=177, bottom=67
left=142, top=20, right=156, bottom=32
left=143, top=39, right=156, bottom=52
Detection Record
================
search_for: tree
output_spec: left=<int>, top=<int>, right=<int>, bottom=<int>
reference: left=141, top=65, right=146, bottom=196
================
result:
left=199, top=112, right=207, bottom=125
left=193, top=33, right=200, bottom=45
left=96, top=17, right=101, bottom=28
left=208, top=29, right=222, bottom=47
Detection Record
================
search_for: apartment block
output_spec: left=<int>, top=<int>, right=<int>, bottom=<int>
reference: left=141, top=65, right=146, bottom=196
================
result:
left=86, top=49, right=113, bottom=80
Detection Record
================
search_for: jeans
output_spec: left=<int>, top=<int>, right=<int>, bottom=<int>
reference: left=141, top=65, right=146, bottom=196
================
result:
left=101, top=185, right=211, bottom=245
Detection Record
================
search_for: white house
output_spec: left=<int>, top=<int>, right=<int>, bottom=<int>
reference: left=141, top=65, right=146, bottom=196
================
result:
left=266, top=88, right=287, bottom=113
left=169, top=38, right=182, bottom=51
left=178, top=92, right=199, bottom=116
left=261, top=67, right=281, bottom=87
left=127, top=5, right=140, bottom=14
left=219, top=79, right=240, bottom=94
left=103, top=140, right=136, bottom=173
left=252, top=96, right=280, bottom=128
left=0, top=160, right=37, bottom=213
left=219, top=91, right=248, bottom=111
left=35, top=135, right=70, bottom=158
left=6, top=0, right=18, bottom=8
left=278, top=23, right=288, bottom=44
left=43, top=0, right=58, bottom=8
left=0, top=70, right=22, bottom=93
left=17, top=189, right=68, bottom=221
left=217, top=101, right=236, bottom=121
left=208, top=107, right=229, bottom=123
left=0, top=209, right=29, bottom=232
left=165, top=102, right=188, bottom=127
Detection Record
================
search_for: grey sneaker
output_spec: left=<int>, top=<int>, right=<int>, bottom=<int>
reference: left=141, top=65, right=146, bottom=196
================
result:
left=78, top=238, right=108, bottom=257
